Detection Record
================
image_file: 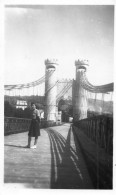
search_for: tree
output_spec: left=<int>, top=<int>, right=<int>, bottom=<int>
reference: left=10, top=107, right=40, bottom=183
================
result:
left=4, top=101, right=15, bottom=117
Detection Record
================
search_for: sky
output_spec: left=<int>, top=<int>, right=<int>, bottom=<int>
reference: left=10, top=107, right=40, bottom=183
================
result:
left=5, top=5, right=114, bottom=85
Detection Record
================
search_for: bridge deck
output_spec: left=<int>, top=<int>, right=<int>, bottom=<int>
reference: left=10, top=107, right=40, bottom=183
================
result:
left=4, top=123, right=94, bottom=189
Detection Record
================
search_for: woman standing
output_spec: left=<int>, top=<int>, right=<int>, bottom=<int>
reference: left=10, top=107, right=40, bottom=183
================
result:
left=26, top=102, right=40, bottom=149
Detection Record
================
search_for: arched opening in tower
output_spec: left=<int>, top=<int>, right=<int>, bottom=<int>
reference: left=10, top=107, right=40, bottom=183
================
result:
left=58, top=99, right=73, bottom=122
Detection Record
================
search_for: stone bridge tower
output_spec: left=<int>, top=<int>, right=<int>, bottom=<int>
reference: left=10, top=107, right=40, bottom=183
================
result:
left=44, top=59, right=58, bottom=121
left=73, top=59, right=89, bottom=121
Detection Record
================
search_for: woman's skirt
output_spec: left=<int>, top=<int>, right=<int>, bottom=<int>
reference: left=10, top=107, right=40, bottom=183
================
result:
left=28, top=119, right=40, bottom=138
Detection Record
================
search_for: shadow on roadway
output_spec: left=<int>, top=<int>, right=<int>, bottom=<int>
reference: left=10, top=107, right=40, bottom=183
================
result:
left=4, top=144, right=28, bottom=149
left=45, top=125, right=91, bottom=189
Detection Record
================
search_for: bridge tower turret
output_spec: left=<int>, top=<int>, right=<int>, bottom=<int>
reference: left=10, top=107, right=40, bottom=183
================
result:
left=73, top=59, right=89, bottom=121
left=44, top=59, right=58, bottom=122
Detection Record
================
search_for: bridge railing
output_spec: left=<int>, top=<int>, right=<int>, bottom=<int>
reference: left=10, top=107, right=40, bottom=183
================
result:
left=73, top=115, right=113, bottom=155
left=4, top=117, right=57, bottom=135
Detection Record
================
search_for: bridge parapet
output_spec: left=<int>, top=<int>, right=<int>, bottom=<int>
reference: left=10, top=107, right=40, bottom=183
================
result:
left=4, top=117, right=31, bottom=135
left=4, top=117, right=57, bottom=135
left=73, top=115, right=113, bottom=155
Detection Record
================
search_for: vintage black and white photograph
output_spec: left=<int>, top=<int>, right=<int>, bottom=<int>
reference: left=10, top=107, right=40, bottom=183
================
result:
left=2, top=0, right=114, bottom=191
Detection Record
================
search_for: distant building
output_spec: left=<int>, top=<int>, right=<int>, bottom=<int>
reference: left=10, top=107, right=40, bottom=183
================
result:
left=16, top=100, right=27, bottom=110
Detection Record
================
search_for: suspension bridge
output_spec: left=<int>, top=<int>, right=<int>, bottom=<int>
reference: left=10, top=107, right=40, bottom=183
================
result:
left=4, top=59, right=113, bottom=189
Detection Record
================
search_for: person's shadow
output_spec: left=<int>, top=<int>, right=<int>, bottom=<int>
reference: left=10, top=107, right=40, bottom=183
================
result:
left=4, top=144, right=28, bottom=148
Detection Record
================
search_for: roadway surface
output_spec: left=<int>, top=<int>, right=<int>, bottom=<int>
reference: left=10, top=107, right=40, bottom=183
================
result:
left=4, top=123, right=94, bottom=189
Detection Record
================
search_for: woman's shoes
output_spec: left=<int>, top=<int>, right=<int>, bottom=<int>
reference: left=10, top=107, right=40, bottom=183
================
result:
left=24, top=145, right=37, bottom=149
left=30, top=145, right=37, bottom=149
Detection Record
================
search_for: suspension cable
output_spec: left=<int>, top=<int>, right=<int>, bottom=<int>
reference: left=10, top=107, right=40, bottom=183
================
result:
left=80, top=72, right=113, bottom=93
left=4, top=75, right=45, bottom=90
